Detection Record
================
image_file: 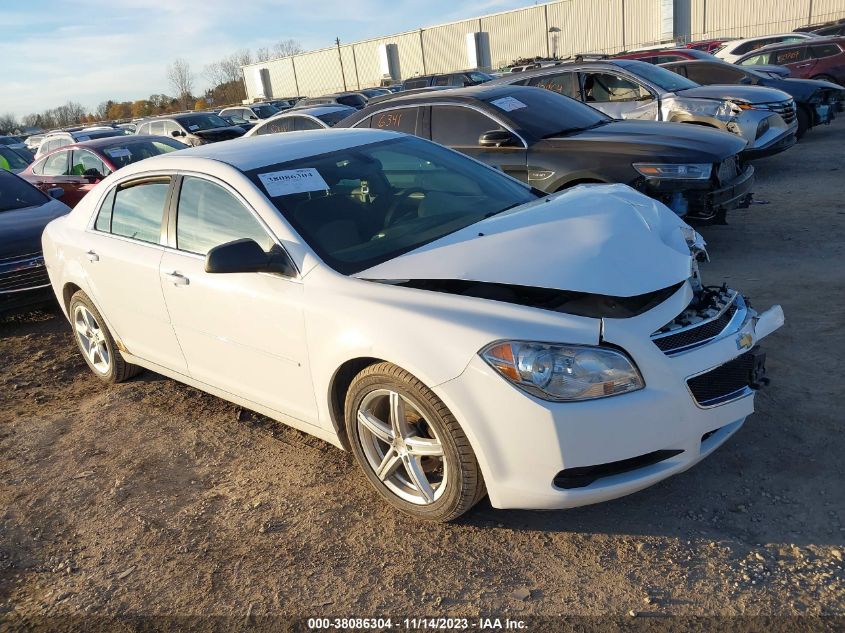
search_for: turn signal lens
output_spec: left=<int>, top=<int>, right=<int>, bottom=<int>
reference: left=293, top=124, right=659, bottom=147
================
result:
left=480, top=341, right=644, bottom=402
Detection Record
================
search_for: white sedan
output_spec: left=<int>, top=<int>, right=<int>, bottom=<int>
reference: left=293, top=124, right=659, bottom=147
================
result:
left=42, top=130, right=784, bottom=521
left=243, top=105, right=357, bottom=137
left=714, top=32, right=817, bottom=63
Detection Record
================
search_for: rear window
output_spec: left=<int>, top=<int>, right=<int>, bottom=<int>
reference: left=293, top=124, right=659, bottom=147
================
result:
left=100, top=139, right=183, bottom=169
left=811, top=43, right=841, bottom=58
left=0, top=171, right=49, bottom=212
left=336, top=94, right=368, bottom=108
left=316, top=108, right=356, bottom=126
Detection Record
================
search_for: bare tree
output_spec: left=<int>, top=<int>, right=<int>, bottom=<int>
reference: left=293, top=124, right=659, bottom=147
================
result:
left=272, top=39, right=303, bottom=58
left=0, top=113, right=18, bottom=134
left=167, top=58, right=195, bottom=110
left=255, top=46, right=272, bottom=62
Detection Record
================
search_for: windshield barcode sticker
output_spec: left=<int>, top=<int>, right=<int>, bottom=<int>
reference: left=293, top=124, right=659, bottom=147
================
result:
left=258, top=168, right=330, bottom=197
left=188, top=125, right=199, bottom=131
left=106, top=148, right=132, bottom=158
left=490, top=97, right=527, bottom=112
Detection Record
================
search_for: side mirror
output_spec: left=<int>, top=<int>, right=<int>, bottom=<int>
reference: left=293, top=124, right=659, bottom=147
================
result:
left=739, top=76, right=753, bottom=85
left=83, top=168, right=102, bottom=183
left=47, top=187, right=65, bottom=199
left=205, top=239, right=296, bottom=276
left=171, top=130, right=185, bottom=138
left=478, top=129, right=517, bottom=147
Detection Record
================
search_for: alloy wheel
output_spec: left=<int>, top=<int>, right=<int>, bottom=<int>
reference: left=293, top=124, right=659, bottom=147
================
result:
left=73, top=305, right=111, bottom=374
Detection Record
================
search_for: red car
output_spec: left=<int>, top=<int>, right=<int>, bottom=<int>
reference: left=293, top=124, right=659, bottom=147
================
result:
left=19, top=135, right=184, bottom=208
left=736, top=37, right=845, bottom=85
left=613, top=48, right=716, bottom=64
left=685, top=39, right=736, bottom=54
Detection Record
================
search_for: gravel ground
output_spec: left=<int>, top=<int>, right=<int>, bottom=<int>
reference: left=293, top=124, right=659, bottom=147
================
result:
left=1, top=118, right=844, bottom=629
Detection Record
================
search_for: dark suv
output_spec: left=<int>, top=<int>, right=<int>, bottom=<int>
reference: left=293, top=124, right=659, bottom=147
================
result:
left=338, top=84, right=754, bottom=224
left=403, top=71, right=493, bottom=90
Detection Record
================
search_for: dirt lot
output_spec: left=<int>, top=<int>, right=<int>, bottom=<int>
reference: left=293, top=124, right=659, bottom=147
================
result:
left=2, top=119, right=844, bottom=629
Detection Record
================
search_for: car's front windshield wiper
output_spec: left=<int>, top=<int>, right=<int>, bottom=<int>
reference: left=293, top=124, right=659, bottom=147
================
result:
left=542, top=120, right=609, bottom=138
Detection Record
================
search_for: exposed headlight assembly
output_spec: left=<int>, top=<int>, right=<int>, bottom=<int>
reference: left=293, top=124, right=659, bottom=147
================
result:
left=481, top=341, right=644, bottom=402
left=633, top=163, right=712, bottom=180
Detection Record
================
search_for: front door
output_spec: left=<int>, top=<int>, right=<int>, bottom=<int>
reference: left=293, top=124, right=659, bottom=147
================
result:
left=579, top=71, right=659, bottom=121
left=158, top=175, right=318, bottom=424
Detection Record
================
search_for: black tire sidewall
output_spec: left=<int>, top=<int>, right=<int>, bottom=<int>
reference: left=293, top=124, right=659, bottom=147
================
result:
left=345, top=369, right=469, bottom=520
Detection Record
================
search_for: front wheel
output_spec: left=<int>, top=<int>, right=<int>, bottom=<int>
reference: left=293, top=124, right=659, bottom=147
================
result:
left=796, top=106, right=810, bottom=140
left=344, top=362, right=485, bottom=521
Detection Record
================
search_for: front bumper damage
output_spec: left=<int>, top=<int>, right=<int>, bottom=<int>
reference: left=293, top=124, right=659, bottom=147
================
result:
left=640, top=161, right=755, bottom=225
left=434, top=282, right=784, bottom=510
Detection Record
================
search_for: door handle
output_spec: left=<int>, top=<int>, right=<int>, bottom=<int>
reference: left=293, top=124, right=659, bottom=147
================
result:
left=85, top=250, right=99, bottom=262
left=162, top=271, right=189, bottom=286
left=795, top=63, right=812, bottom=68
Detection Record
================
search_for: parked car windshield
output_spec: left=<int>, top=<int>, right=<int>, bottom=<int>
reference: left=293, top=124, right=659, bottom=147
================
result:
left=0, top=147, right=33, bottom=172
left=486, top=88, right=610, bottom=137
left=177, top=114, right=230, bottom=131
left=100, top=138, right=184, bottom=168
left=620, top=61, right=699, bottom=92
left=0, top=171, right=50, bottom=212
left=317, top=108, right=357, bottom=126
left=246, top=136, right=539, bottom=274
left=73, top=129, right=125, bottom=141
left=252, top=104, right=279, bottom=118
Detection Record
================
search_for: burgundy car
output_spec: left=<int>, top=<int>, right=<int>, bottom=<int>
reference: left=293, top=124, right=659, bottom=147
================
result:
left=685, top=39, right=736, bottom=54
left=18, top=135, right=184, bottom=208
left=737, top=37, right=845, bottom=85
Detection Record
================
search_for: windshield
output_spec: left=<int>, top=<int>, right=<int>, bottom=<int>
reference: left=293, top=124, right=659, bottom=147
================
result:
left=0, top=147, right=33, bottom=172
left=486, top=88, right=610, bottom=137
left=0, top=136, right=25, bottom=146
left=252, top=104, right=279, bottom=119
left=224, top=115, right=250, bottom=124
left=619, top=61, right=699, bottom=92
left=178, top=114, right=230, bottom=131
left=101, top=139, right=183, bottom=169
left=74, top=129, right=124, bottom=141
left=317, top=108, right=357, bottom=126
left=245, top=136, right=538, bottom=275
left=0, top=171, right=49, bottom=211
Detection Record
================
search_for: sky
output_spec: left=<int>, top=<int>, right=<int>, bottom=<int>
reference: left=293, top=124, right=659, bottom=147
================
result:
left=0, top=0, right=532, bottom=120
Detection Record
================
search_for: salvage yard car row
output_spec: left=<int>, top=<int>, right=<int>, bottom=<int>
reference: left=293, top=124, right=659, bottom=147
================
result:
left=2, top=31, right=841, bottom=522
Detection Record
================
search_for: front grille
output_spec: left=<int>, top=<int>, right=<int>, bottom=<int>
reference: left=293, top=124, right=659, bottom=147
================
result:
left=764, top=99, right=797, bottom=124
left=716, top=157, right=739, bottom=185
left=0, top=252, right=49, bottom=293
left=687, top=350, right=756, bottom=407
left=653, top=302, right=738, bottom=353
left=553, top=449, right=684, bottom=489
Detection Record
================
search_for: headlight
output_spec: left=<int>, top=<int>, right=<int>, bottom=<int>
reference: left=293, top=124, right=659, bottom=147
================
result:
left=715, top=100, right=742, bottom=120
left=633, top=163, right=712, bottom=180
left=480, top=341, right=644, bottom=402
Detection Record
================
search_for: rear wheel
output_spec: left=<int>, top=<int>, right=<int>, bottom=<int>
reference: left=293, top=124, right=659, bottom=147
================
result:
left=69, top=291, right=142, bottom=383
left=344, top=362, right=485, bottom=521
left=811, top=74, right=837, bottom=83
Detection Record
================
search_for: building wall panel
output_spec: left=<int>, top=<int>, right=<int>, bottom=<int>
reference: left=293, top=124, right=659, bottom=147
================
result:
left=352, top=31, right=426, bottom=87
left=547, top=0, right=625, bottom=57
left=481, top=6, right=548, bottom=68
left=624, top=0, right=662, bottom=48
left=292, top=48, right=348, bottom=96
left=689, top=0, right=817, bottom=40
left=422, top=18, right=481, bottom=73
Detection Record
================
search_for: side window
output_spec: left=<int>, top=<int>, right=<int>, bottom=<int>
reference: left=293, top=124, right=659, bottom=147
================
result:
left=370, top=108, right=419, bottom=134
left=430, top=106, right=503, bottom=147
left=110, top=177, right=171, bottom=244
left=176, top=177, right=274, bottom=255
left=738, top=53, right=772, bottom=66
left=30, top=157, right=47, bottom=176
left=255, top=118, right=296, bottom=135
left=94, top=189, right=116, bottom=232
left=433, top=75, right=451, bottom=86
left=582, top=73, right=649, bottom=102
left=163, top=121, right=181, bottom=136
left=811, top=44, right=841, bottom=59
left=685, top=64, right=747, bottom=84
left=149, top=120, right=166, bottom=135
left=774, top=47, right=809, bottom=65
left=71, top=150, right=107, bottom=177
left=294, top=117, right=324, bottom=131
left=734, top=40, right=762, bottom=55
left=42, top=151, right=70, bottom=176
left=404, top=79, right=428, bottom=89
left=527, top=72, right=580, bottom=99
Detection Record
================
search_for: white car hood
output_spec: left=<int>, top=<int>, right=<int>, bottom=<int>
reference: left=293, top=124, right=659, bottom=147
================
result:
left=355, top=184, right=694, bottom=298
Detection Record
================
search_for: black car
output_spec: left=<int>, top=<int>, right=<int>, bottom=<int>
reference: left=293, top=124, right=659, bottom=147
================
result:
left=338, top=85, right=754, bottom=224
left=662, top=59, right=845, bottom=138
left=219, top=113, right=257, bottom=132
left=403, top=71, right=493, bottom=90
left=295, top=92, right=371, bottom=110
left=0, top=171, right=70, bottom=314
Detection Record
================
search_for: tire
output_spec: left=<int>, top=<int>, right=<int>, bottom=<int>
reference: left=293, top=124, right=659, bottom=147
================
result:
left=344, top=362, right=485, bottom=522
left=69, top=290, right=142, bottom=384
left=811, top=74, right=838, bottom=84
left=796, top=105, right=811, bottom=140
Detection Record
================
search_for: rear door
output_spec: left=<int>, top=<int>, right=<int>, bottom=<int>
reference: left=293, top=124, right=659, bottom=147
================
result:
left=27, top=150, right=88, bottom=203
left=578, top=70, right=659, bottom=120
left=428, top=105, right=528, bottom=182
left=158, top=174, right=317, bottom=422
left=773, top=45, right=816, bottom=77
left=83, top=176, right=188, bottom=372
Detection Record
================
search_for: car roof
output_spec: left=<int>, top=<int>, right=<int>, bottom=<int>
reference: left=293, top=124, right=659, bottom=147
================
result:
left=126, top=129, right=400, bottom=173
left=276, top=105, right=354, bottom=117
left=486, top=58, right=641, bottom=84
left=365, top=83, right=535, bottom=106
left=60, top=135, right=178, bottom=151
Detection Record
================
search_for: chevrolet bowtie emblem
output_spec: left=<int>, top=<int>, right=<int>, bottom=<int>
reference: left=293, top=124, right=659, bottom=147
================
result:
left=736, top=333, right=754, bottom=350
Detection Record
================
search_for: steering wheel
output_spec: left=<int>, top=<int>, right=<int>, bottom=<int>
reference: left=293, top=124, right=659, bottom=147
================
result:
left=383, top=187, right=427, bottom=228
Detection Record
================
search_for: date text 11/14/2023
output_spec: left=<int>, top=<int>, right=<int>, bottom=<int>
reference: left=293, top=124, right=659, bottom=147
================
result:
left=307, top=617, right=528, bottom=630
